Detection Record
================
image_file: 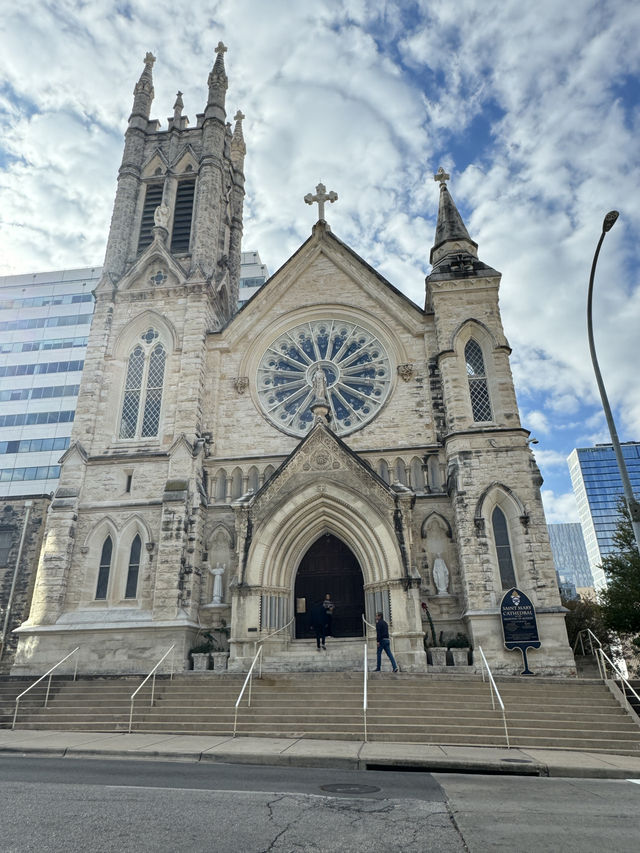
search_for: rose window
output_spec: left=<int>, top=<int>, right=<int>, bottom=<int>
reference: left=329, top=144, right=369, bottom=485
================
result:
left=256, top=320, right=392, bottom=437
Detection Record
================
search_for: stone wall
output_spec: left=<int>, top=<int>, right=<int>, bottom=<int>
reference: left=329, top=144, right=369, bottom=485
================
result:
left=0, top=495, right=50, bottom=673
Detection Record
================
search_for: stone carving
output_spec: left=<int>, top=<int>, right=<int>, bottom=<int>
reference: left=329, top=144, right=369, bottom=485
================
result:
left=434, top=166, right=450, bottom=185
left=209, top=562, right=225, bottom=605
left=304, top=182, right=338, bottom=221
left=432, top=555, right=450, bottom=595
left=397, top=363, right=414, bottom=382
left=234, top=376, right=249, bottom=394
left=311, top=367, right=328, bottom=402
left=153, top=204, right=170, bottom=229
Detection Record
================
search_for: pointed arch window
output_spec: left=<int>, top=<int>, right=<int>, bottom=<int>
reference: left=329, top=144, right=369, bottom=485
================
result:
left=465, top=339, right=492, bottom=422
left=119, top=330, right=166, bottom=439
left=95, top=536, right=113, bottom=600
left=125, top=534, right=141, bottom=599
left=492, top=506, right=516, bottom=589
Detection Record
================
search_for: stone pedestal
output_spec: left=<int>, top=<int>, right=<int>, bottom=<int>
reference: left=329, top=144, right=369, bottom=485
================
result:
left=192, top=653, right=210, bottom=671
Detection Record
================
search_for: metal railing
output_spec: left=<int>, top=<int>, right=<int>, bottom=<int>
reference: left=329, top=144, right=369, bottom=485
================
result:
left=573, top=627, right=603, bottom=662
left=595, top=647, right=640, bottom=715
left=233, top=644, right=263, bottom=737
left=478, top=645, right=509, bottom=748
left=12, top=647, right=80, bottom=729
left=363, top=642, right=368, bottom=742
left=128, top=644, right=175, bottom=734
left=253, top=616, right=295, bottom=655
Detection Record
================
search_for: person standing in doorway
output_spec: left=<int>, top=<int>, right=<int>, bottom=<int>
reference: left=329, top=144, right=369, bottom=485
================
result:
left=310, top=600, right=327, bottom=651
left=323, top=593, right=335, bottom=637
left=375, top=612, right=398, bottom=672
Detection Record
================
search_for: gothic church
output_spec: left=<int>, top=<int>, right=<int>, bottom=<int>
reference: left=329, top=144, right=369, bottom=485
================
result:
left=12, top=47, right=575, bottom=675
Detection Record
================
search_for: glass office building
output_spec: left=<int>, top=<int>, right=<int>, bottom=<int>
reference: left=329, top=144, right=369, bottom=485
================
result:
left=568, top=443, right=640, bottom=588
left=548, top=522, right=594, bottom=590
left=0, top=253, right=268, bottom=497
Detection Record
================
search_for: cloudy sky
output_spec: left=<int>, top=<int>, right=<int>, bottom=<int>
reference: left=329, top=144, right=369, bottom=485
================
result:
left=1, top=0, right=639, bottom=522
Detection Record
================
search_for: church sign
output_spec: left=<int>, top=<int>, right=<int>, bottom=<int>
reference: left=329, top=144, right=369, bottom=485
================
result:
left=500, top=588, right=541, bottom=675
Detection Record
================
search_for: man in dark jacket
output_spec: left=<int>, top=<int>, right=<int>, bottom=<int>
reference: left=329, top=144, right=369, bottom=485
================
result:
left=375, top=612, right=398, bottom=672
left=310, top=601, right=327, bottom=651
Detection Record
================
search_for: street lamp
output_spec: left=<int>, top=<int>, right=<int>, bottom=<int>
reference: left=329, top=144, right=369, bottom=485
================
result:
left=586, top=210, right=640, bottom=551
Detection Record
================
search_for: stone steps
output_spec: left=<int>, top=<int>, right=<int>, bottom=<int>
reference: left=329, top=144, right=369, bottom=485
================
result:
left=3, top=672, right=640, bottom=754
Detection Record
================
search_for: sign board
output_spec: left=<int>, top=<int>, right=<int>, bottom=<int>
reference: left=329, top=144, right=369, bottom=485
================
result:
left=296, top=597, right=306, bottom=614
left=500, top=587, right=541, bottom=675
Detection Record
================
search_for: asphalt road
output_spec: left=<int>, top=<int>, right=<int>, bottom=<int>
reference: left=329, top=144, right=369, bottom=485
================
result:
left=0, top=756, right=638, bottom=852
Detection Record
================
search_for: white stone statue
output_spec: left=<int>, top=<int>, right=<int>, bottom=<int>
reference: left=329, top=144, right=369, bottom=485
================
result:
left=209, top=562, right=225, bottom=605
left=153, top=203, right=170, bottom=229
left=311, top=367, right=328, bottom=402
left=432, top=555, right=450, bottom=595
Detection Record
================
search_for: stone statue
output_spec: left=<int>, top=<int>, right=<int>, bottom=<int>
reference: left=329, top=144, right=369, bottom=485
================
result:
left=432, top=555, right=450, bottom=595
left=209, top=562, right=225, bottom=605
left=311, top=367, right=328, bottom=402
left=153, top=204, right=170, bottom=229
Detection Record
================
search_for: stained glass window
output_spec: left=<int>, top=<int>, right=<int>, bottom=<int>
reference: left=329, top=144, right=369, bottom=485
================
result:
left=256, top=320, right=391, bottom=437
left=119, top=332, right=166, bottom=440
left=125, top=534, right=141, bottom=599
left=465, top=339, right=492, bottom=422
left=492, top=507, right=516, bottom=589
left=96, top=536, right=112, bottom=600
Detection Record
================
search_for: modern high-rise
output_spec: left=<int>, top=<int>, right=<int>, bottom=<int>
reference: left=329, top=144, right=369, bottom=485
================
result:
left=547, top=522, right=593, bottom=589
left=0, top=254, right=268, bottom=497
left=568, top=443, right=640, bottom=588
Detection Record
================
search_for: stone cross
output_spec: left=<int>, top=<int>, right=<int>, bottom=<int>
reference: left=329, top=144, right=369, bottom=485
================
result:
left=215, top=41, right=227, bottom=56
left=304, top=182, right=338, bottom=221
left=434, top=167, right=450, bottom=186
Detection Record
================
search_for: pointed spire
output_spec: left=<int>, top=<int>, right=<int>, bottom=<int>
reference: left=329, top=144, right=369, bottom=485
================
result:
left=205, top=41, right=228, bottom=120
left=231, top=109, right=246, bottom=162
left=429, top=167, right=478, bottom=266
left=130, top=52, right=156, bottom=124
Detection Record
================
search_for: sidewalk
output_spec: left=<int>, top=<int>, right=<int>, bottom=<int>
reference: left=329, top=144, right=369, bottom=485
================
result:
left=1, top=728, right=639, bottom=779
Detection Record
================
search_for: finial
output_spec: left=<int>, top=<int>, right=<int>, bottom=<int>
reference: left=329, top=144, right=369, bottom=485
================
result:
left=215, top=41, right=227, bottom=56
left=304, top=181, right=338, bottom=222
left=434, top=166, right=450, bottom=187
left=173, top=91, right=184, bottom=122
left=144, top=52, right=156, bottom=67
left=234, top=109, right=245, bottom=122
left=231, top=109, right=246, bottom=161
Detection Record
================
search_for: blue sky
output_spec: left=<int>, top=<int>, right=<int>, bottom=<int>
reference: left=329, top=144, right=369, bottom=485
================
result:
left=1, top=0, right=639, bottom=522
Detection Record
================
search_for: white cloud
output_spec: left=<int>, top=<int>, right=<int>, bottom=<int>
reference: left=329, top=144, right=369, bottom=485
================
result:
left=0, top=0, right=639, bottom=522
left=541, top=489, right=580, bottom=524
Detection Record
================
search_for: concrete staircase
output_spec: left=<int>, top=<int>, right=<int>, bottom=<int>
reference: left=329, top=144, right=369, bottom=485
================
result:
left=2, top=672, right=640, bottom=754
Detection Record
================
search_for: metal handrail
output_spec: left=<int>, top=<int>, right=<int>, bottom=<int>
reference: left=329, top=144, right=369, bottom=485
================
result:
left=128, top=644, right=175, bottom=734
left=12, top=647, right=80, bottom=729
left=253, top=616, right=295, bottom=655
left=363, top=642, right=368, bottom=742
left=573, top=627, right=602, bottom=658
left=478, top=645, right=510, bottom=748
left=596, top=647, right=640, bottom=714
left=233, top=644, right=263, bottom=737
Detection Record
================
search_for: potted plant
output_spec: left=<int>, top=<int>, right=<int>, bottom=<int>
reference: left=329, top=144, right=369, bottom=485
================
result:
left=189, top=632, right=216, bottom=671
left=447, top=633, right=471, bottom=666
left=422, top=613, right=447, bottom=667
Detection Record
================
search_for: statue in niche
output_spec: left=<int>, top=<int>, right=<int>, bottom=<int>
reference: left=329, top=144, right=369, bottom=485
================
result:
left=153, top=203, right=170, bottom=229
left=432, top=555, right=450, bottom=595
left=209, top=562, right=225, bottom=605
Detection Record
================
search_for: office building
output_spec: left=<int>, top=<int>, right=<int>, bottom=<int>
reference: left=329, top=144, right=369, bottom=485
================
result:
left=568, top=443, right=640, bottom=588
left=548, top=522, right=594, bottom=589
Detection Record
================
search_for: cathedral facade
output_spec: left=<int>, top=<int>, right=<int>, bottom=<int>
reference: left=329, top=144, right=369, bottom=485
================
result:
left=12, top=49, right=575, bottom=676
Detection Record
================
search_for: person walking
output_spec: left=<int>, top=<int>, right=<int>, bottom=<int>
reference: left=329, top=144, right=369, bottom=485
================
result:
left=310, top=600, right=327, bottom=651
left=323, top=593, right=335, bottom=637
left=375, top=611, right=398, bottom=672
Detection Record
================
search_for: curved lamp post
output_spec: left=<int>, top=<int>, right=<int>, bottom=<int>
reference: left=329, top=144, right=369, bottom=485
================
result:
left=586, top=210, right=640, bottom=551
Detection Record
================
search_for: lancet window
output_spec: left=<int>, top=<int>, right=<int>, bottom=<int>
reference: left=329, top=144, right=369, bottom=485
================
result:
left=125, top=534, right=141, bottom=599
left=465, top=339, right=492, bottom=422
left=95, top=536, right=113, bottom=600
left=119, top=329, right=166, bottom=439
left=492, top=506, right=517, bottom=589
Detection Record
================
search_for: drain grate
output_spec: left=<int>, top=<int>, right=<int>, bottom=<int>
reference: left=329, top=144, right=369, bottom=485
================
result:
left=321, top=783, right=381, bottom=794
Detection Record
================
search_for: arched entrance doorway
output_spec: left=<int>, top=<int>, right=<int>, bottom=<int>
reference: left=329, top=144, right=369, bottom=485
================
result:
left=294, top=533, right=365, bottom=639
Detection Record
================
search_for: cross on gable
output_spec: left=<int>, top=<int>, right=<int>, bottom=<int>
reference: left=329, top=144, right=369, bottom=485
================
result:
left=434, top=166, right=450, bottom=186
left=304, top=182, right=338, bottom=221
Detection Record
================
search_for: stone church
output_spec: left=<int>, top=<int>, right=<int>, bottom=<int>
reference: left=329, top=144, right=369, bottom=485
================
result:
left=12, top=47, right=575, bottom=676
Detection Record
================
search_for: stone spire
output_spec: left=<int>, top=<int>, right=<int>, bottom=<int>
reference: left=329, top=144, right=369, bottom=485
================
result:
left=129, top=52, right=156, bottom=124
left=173, top=91, right=184, bottom=123
left=205, top=41, right=228, bottom=121
left=231, top=110, right=246, bottom=163
left=429, top=167, right=478, bottom=266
